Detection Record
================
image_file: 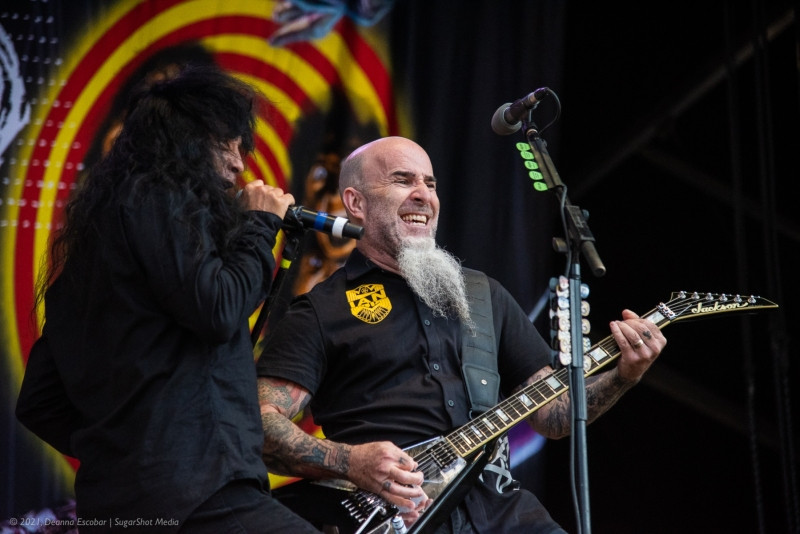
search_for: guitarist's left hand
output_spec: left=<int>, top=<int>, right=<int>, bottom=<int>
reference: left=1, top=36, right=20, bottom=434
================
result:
left=609, top=309, right=667, bottom=383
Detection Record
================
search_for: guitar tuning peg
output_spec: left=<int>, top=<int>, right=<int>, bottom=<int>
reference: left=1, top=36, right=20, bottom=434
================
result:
left=734, top=294, right=743, bottom=303
left=691, top=291, right=700, bottom=299
left=580, top=283, right=590, bottom=298
left=705, top=293, right=714, bottom=301
left=719, top=294, right=728, bottom=302
left=748, top=295, right=757, bottom=304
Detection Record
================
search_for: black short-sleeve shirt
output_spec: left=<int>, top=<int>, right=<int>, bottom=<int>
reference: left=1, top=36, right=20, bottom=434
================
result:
left=257, top=248, right=552, bottom=448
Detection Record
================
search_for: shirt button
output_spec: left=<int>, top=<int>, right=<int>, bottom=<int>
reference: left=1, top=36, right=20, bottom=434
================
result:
left=448, top=400, right=455, bottom=407
left=423, top=319, right=431, bottom=326
left=432, top=363, right=440, bottom=371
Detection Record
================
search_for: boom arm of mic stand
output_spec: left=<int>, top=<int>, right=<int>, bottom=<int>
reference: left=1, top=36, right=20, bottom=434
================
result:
left=565, top=206, right=606, bottom=278
left=524, top=123, right=606, bottom=278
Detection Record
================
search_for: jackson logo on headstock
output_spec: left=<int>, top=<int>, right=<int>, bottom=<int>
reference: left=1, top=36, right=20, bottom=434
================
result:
left=690, top=299, right=750, bottom=315
left=346, top=284, right=392, bottom=324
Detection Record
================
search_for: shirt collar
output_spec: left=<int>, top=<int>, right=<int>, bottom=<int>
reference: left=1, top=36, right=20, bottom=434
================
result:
left=343, top=248, right=377, bottom=281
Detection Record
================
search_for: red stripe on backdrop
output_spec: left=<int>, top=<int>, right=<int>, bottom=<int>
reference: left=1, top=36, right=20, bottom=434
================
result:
left=337, top=18, right=398, bottom=134
left=214, top=52, right=302, bottom=141
left=253, top=135, right=285, bottom=192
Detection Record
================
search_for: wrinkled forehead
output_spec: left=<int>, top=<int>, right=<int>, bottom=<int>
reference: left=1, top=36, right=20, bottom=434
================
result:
left=364, top=140, right=433, bottom=181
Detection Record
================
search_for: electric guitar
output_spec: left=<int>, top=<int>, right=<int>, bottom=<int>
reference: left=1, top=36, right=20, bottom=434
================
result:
left=274, top=291, right=778, bottom=534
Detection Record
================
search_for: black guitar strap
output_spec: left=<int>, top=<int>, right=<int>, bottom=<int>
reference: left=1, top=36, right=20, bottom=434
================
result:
left=405, top=271, right=504, bottom=533
left=461, top=269, right=500, bottom=416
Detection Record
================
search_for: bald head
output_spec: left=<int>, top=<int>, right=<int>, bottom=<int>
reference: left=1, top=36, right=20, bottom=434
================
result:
left=339, top=136, right=431, bottom=196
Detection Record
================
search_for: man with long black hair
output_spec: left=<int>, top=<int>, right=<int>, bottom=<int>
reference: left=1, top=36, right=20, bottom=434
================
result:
left=16, top=66, right=318, bottom=533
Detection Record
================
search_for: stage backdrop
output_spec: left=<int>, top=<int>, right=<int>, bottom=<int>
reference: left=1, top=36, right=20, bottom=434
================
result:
left=1, top=0, right=564, bottom=522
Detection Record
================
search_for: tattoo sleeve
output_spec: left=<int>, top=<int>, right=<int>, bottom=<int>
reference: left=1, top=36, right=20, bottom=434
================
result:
left=522, top=367, right=636, bottom=439
left=258, top=378, right=353, bottom=480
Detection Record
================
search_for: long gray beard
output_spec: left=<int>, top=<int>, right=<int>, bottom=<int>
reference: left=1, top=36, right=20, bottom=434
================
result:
left=397, top=237, right=474, bottom=330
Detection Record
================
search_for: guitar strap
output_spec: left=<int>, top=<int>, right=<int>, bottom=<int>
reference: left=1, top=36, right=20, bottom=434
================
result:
left=405, top=270, right=510, bottom=533
left=461, top=269, right=500, bottom=416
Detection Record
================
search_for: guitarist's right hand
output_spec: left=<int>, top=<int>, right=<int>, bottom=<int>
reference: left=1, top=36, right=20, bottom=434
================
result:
left=349, top=441, right=429, bottom=519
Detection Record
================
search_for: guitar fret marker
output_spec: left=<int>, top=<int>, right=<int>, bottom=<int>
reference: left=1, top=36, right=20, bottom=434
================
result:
left=494, top=409, right=509, bottom=422
left=519, top=393, right=533, bottom=407
left=545, top=376, right=563, bottom=390
left=588, top=347, right=607, bottom=362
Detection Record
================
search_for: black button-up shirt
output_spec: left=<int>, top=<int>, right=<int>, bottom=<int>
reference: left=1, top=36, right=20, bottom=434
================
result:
left=17, top=184, right=281, bottom=530
left=258, top=248, right=566, bottom=533
left=258, top=248, right=551, bottom=448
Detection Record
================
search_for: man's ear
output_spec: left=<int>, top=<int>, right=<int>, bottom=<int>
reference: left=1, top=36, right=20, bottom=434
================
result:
left=341, top=187, right=365, bottom=222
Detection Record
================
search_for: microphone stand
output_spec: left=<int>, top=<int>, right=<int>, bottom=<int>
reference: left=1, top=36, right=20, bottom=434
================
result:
left=250, top=225, right=304, bottom=347
left=523, top=117, right=605, bottom=534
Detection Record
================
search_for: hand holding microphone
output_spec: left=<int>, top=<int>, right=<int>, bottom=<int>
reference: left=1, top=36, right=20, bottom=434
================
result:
left=236, top=181, right=364, bottom=240
left=237, top=180, right=295, bottom=217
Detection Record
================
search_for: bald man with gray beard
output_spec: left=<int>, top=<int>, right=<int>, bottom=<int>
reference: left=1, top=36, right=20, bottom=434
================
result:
left=256, top=136, right=666, bottom=534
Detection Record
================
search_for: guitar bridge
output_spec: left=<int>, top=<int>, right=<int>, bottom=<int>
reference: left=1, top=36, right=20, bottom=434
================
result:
left=342, top=489, right=391, bottom=524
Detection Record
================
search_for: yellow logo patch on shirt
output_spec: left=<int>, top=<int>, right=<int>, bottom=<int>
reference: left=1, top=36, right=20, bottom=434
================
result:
left=346, top=283, right=392, bottom=324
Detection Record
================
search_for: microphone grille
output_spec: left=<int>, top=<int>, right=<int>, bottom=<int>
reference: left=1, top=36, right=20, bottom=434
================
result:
left=490, top=103, right=521, bottom=135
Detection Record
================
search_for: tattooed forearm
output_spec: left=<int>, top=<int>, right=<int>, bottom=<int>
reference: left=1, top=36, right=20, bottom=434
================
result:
left=261, top=411, right=352, bottom=479
left=584, top=370, right=635, bottom=422
left=258, top=376, right=354, bottom=480
left=525, top=367, right=637, bottom=439
left=536, top=391, right=572, bottom=439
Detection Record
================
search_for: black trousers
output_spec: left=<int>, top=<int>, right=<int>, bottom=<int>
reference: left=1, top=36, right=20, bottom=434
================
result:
left=179, top=479, right=319, bottom=533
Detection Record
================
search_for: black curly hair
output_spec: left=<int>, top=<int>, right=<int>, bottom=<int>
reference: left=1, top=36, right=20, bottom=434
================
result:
left=38, top=64, right=264, bottom=306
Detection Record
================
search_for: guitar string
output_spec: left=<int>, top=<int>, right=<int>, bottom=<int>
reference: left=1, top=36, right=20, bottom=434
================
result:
left=410, top=296, right=691, bottom=464
left=343, top=294, right=748, bottom=517
left=344, top=294, right=776, bottom=524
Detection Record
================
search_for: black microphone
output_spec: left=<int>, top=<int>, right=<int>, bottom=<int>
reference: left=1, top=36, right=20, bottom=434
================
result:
left=491, top=87, right=549, bottom=135
left=283, top=206, right=364, bottom=240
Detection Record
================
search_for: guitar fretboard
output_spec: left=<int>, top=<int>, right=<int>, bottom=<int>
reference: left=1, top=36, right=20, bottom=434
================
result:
left=437, top=291, right=774, bottom=459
